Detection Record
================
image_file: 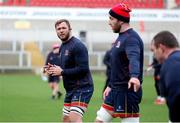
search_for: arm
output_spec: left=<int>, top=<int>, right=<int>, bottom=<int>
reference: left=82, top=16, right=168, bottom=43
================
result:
left=125, top=37, right=141, bottom=79
left=45, top=52, right=51, bottom=65
left=151, top=58, right=161, bottom=68
left=125, top=37, right=142, bottom=91
left=43, top=52, right=51, bottom=73
left=159, top=67, right=166, bottom=98
left=160, top=60, right=180, bottom=98
left=103, top=50, right=111, bottom=67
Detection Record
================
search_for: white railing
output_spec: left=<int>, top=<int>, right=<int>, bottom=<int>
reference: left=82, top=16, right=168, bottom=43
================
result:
left=0, top=51, right=31, bottom=70
left=0, top=41, right=153, bottom=71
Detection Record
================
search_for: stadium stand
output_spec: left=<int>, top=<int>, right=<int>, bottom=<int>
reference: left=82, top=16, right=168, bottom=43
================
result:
left=0, top=0, right=179, bottom=73
left=0, top=41, right=13, bottom=51
left=1, top=0, right=26, bottom=6
left=24, top=42, right=44, bottom=67
left=176, top=0, right=180, bottom=7
left=0, top=0, right=164, bottom=8
left=0, top=41, right=31, bottom=66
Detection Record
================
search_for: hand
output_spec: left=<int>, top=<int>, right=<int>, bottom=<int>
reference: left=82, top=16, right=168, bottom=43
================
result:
left=146, top=66, right=153, bottom=71
left=43, top=63, right=53, bottom=73
left=48, top=65, right=62, bottom=76
left=43, top=63, right=52, bottom=75
left=103, top=86, right=111, bottom=100
left=43, top=66, right=49, bottom=74
left=128, top=77, right=141, bottom=92
left=156, top=75, right=160, bottom=80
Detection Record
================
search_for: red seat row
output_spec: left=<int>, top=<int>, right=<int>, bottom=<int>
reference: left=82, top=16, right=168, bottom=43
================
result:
left=176, top=0, right=180, bottom=6
left=0, top=0, right=164, bottom=9
left=0, top=0, right=26, bottom=6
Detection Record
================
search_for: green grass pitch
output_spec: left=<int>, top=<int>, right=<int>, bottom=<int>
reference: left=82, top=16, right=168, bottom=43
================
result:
left=0, top=73, right=168, bottom=122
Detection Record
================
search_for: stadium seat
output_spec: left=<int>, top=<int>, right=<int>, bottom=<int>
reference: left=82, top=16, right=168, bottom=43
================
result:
left=1, top=0, right=164, bottom=9
left=1, top=0, right=26, bottom=6
left=175, top=0, right=180, bottom=7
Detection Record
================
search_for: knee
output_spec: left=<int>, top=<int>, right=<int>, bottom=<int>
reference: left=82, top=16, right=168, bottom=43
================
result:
left=62, top=115, right=70, bottom=122
left=69, top=112, right=82, bottom=122
left=69, top=107, right=84, bottom=122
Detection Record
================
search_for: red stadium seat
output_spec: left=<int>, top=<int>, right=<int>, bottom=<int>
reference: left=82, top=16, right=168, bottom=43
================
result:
left=175, top=0, right=180, bottom=7
left=2, top=0, right=164, bottom=8
left=0, top=0, right=26, bottom=6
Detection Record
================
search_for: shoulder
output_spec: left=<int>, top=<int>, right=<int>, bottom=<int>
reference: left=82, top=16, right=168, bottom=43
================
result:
left=125, top=29, right=143, bottom=43
left=48, top=51, right=53, bottom=56
left=106, top=50, right=111, bottom=55
left=165, top=51, right=180, bottom=63
left=73, top=37, right=86, bottom=48
left=162, top=52, right=180, bottom=70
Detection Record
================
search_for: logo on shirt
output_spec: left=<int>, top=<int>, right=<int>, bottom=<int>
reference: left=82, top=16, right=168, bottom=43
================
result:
left=116, top=41, right=121, bottom=48
left=50, top=56, right=53, bottom=60
left=116, top=105, right=124, bottom=112
left=65, top=50, right=69, bottom=56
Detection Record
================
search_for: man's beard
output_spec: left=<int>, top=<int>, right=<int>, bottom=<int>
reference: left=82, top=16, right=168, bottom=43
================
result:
left=158, top=57, right=165, bottom=64
left=113, top=25, right=121, bottom=33
left=58, top=33, right=70, bottom=42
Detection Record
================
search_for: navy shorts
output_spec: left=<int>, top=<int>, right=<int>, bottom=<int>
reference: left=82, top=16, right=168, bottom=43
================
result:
left=48, top=76, right=60, bottom=83
left=103, top=88, right=142, bottom=118
left=64, top=85, right=94, bottom=108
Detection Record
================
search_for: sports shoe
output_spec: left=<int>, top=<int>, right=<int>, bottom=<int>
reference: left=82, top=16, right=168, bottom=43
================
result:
left=160, top=97, right=166, bottom=104
left=51, top=95, right=56, bottom=100
left=57, top=91, right=62, bottom=99
left=154, top=98, right=165, bottom=105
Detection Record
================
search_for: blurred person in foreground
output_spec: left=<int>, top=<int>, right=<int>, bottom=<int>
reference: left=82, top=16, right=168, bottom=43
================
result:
left=151, top=31, right=180, bottom=122
left=147, top=55, right=165, bottom=105
left=44, top=19, right=94, bottom=122
left=95, top=3, right=144, bottom=123
left=44, top=43, right=62, bottom=99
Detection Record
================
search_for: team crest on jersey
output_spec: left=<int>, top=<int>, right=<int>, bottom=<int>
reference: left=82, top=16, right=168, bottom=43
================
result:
left=50, top=57, right=53, bottom=60
left=116, top=41, right=121, bottom=48
left=65, top=50, right=69, bottom=56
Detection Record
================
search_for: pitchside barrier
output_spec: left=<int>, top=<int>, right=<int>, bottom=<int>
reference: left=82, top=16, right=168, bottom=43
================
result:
left=0, top=40, right=153, bottom=73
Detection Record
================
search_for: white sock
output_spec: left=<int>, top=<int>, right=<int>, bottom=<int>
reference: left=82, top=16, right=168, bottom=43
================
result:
left=121, top=117, right=139, bottom=123
left=52, top=89, right=56, bottom=96
left=157, top=96, right=161, bottom=99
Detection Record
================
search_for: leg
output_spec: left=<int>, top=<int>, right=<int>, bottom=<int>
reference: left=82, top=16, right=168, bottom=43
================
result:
left=48, top=83, right=56, bottom=99
left=69, top=106, right=86, bottom=123
left=95, top=107, right=113, bottom=123
left=51, top=82, right=62, bottom=99
left=154, top=76, right=162, bottom=104
left=121, top=117, right=139, bottom=123
left=51, top=83, right=57, bottom=99
left=49, top=82, right=54, bottom=90
left=62, top=106, right=70, bottom=123
left=54, top=82, right=59, bottom=93
left=62, top=115, right=70, bottom=123
left=154, top=76, right=160, bottom=96
left=96, top=88, right=114, bottom=122
left=69, top=111, right=82, bottom=123
left=54, top=82, right=62, bottom=98
left=154, top=77, right=165, bottom=104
